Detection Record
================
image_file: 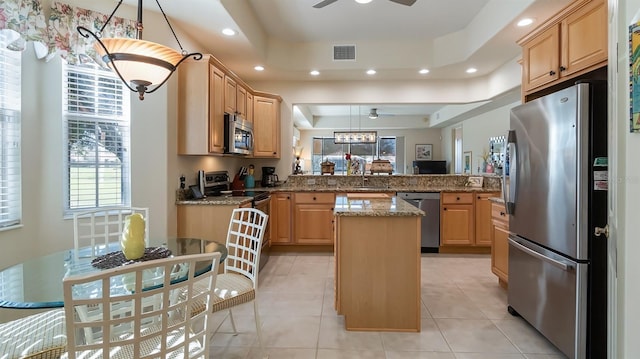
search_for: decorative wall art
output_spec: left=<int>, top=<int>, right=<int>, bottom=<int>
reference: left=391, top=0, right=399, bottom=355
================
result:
left=630, top=20, right=640, bottom=132
left=463, top=151, right=472, bottom=174
left=415, top=144, right=433, bottom=160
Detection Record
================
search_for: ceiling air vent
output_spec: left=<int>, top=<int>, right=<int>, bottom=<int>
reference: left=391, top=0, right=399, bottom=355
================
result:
left=333, top=45, right=356, bottom=61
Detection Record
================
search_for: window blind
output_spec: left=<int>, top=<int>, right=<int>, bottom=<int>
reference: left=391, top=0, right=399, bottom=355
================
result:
left=0, top=45, right=22, bottom=228
left=63, top=63, right=131, bottom=212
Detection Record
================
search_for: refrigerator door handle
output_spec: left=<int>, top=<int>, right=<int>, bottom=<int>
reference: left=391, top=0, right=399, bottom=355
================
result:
left=504, top=130, right=517, bottom=214
left=509, top=237, right=571, bottom=271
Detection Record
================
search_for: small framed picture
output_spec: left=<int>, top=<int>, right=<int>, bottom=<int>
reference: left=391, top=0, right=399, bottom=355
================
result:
left=415, top=144, right=433, bottom=160
left=463, top=151, right=472, bottom=174
left=467, top=176, right=484, bottom=188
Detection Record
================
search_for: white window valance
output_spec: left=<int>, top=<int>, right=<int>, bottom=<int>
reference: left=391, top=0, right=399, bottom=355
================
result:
left=47, top=2, right=136, bottom=66
left=0, top=1, right=136, bottom=64
left=0, top=0, right=49, bottom=58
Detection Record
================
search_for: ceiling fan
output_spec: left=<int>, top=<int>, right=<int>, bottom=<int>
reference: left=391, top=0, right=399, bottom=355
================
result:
left=313, top=0, right=417, bottom=9
left=368, top=108, right=395, bottom=119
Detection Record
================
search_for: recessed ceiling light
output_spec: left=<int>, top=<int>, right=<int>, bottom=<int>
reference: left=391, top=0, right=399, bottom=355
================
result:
left=466, top=67, right=477, bottom=74
left=222, top=28, right=236, bottom=36
left=355, top=0, right=373, bottom=4
left=254, top=65, right=264, bottom=71
left=517, top=18, right=534, bottom=27
left=310, top=70, right=320, bottom=76
left=366, top=69, right=376, bottom=75
left=419, top=69, right=430, bottom=74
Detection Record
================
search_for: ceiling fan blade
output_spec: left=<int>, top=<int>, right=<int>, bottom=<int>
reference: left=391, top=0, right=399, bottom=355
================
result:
left=313, top=0, right=339, bottom=8
left=389, top=0, right=417, bottom=6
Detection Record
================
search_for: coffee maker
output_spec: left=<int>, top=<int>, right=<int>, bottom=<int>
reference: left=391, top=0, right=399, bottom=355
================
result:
left=261, top=167, right=279, bottom=187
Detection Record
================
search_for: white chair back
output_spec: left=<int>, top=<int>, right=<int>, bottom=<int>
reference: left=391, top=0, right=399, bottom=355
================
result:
left=73, top=207, right=149, bottom=258
left=62, top=252, right=220, bottom=359
left=224, top=208, right=268, bottom=285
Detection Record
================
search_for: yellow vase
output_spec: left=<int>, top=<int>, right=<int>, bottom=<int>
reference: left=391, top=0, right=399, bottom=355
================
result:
left=121, top=213, right=146, bottom=260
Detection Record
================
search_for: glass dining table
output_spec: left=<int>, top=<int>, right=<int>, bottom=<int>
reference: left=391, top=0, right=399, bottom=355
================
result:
left=0, top=238, right=227, bottom=309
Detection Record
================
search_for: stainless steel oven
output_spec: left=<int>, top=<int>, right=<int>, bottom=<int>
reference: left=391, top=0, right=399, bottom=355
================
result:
left=252, top=192, right=271, bottom=271
left=224, top=113, right=253, bottom=155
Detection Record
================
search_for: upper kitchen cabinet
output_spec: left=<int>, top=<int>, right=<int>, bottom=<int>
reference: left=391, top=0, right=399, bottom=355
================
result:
left=246, top=92, right=254, bottom=124
left=252, top=94, right=282, bottom=158
left=519, top=0, right=606, bottom=96
left=178, top=55, right=225, bottom=155
left=224, top=76, right=237, bottom=115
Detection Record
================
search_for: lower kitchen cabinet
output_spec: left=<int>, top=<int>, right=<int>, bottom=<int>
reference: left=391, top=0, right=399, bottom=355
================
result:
left=440, top=192, right=499, bottom=251
left=177, top=204, right=237, bottom=250
left=293, top=192, right=335, bottom=245
left=270, top=192, right=292, bottom=244
left=491, top=201, right=510, bottom=287
left=440, top=193, right=474, bottom=246
left=475, top=192, right=499, bottom=246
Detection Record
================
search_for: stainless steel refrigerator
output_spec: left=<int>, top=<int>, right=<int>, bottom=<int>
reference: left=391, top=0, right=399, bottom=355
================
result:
left=504, top=81, right=608, bottom=359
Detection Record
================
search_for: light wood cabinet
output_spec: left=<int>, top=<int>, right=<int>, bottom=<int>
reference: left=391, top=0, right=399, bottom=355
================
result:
left=252, top=95, right=281, bottom=158
left=271, top=192, right=292, bottom=244
left=491, top=201, right=510, bottom=288
left=246, top=92, right=254, bottom=123
left=475, top=192, right=499, bottom=246
left=440, top=191, right=499, bottom=250
left=224, top=76, right=237, bottom=115
left=334, top=214, right=420, bottom=331
left=293, top=192, right=335, bottom=245
left=178, top=55, right=225, bottom=155
left=440, top=193, right=474, bottom=246
left=236, top=85, right=248, bottom=118
left=520, top=0, right=607, bottom=94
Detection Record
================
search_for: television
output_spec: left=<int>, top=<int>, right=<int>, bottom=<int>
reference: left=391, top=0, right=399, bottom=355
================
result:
left=412, top=160, right=447, bottom=174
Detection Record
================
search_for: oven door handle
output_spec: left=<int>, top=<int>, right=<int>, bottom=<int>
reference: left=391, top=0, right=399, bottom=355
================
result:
left=253, top=197, right=271, bottom=208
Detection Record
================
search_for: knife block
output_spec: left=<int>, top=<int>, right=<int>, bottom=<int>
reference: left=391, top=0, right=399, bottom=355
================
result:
left=231, top=174, right=245, bottom=190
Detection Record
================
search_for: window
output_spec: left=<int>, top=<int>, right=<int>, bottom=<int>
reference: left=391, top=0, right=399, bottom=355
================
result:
left=0, top=45, right=21, bottom=228
left=311, top=136, right=397, bottom=174
left=63, top=62, right=131, bottom=212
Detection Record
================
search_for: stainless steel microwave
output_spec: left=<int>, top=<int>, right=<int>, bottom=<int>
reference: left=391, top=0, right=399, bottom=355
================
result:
left=224, top=113, right=253, bottom=155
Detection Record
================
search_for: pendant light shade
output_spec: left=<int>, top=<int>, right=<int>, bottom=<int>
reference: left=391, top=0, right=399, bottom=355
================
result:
left=77, top=0, right=202, bottom=100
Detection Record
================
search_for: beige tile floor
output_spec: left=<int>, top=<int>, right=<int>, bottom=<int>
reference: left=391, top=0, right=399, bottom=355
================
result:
left=210, top=253, right=568, bottom=359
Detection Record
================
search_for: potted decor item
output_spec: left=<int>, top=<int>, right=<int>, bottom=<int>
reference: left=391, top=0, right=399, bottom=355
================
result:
left=121, top=213, right=146, bottom=260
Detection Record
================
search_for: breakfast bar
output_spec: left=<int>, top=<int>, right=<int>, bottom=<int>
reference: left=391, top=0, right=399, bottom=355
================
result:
left=333, top=193, right=424, bottom=332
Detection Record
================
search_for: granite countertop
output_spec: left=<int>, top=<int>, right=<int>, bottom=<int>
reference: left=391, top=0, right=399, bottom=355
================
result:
left=489, top=196, right=505, bottom=204
left=176, top=195, right=253, bottom=206
left=274, top=186, right=499, bottom=193
left=333, top=195, right=425, bottom=217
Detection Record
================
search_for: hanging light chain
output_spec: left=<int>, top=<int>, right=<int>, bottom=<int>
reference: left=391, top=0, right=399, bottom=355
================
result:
left=154, top=0, right=187, bottom=54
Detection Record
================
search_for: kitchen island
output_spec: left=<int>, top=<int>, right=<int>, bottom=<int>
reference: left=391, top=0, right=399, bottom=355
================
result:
left=333, top=194, right=424, bottom=332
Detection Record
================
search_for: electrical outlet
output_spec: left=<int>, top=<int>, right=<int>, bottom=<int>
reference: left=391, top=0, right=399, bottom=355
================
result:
left=409, top=178, right=418, bottom=185
left=328, top=179, right=337, bottom=186
left=307, top=179, right=316, bottom=185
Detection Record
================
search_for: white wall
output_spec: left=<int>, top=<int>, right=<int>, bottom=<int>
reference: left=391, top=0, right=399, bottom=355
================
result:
left=441, top=101, right=517, bottom=174
left=618, top=0, right=640, bottom=356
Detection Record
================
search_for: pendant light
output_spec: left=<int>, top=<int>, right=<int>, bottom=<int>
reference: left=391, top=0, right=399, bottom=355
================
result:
left=77, top=0, right=202, bottom=100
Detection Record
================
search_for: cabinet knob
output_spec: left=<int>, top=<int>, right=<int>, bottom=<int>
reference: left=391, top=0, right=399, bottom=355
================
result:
left=560, top=66, right=566, bottom=72
left=500, top=211, right=505, bottom=216
left=549, top=70, right=556, bottom=76
left=456, top=197, right=460, bottom=200
left=477, top=196, right=480, bottom=199
left=313, top=197, right=316, bottom=200
left=443, top=207, right=447, bottom=211
left=273, top=152, right=277, bottom=155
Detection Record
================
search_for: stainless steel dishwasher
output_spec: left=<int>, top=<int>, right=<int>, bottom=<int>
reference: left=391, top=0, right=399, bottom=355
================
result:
left=397, top=192, right=440, bottom=252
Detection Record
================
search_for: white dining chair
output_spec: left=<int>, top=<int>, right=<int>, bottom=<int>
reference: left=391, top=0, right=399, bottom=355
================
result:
left=212, top=207, right=269, bottom=358
left=0, top=308, right=67, bottom=359
left=72, top=206, right=149, bottom=258
left=61, top=252, right=221, bottom=359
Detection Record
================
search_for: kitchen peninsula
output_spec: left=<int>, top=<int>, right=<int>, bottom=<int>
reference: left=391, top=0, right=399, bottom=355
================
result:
left=333, top=193, right=424, bottom=332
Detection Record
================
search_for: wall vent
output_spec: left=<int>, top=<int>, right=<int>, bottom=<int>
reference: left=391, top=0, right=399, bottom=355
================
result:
left=333, top=45, right=356, bottom=61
